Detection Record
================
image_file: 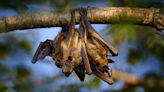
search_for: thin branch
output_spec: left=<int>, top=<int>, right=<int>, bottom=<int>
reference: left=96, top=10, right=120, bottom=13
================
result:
left=113, top=70, right=164, bottom=88
left=0, top=7, right=163, bottom=33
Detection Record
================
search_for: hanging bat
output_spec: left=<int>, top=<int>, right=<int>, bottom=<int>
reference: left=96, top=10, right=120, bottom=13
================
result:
left=79, top=8, right=117, bottom=72
left=78, top=8, right=113, bottom=84
left=56, top=11, right=92, bottom=77
left=60, top=9, right=116, bottom=82
left=54, top=13, right=90, bottom=80
left=80, top=8, right=118, bottom=56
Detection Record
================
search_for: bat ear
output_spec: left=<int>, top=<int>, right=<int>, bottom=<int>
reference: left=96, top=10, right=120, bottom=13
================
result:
left=68, top=56, right=72, bottom=61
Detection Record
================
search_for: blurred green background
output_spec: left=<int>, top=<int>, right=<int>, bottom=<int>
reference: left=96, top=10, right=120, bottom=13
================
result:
left=0, top=0, right=164, bottom=92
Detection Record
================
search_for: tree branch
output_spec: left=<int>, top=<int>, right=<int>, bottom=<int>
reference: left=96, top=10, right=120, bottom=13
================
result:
left=0, top=7, right=163, bottom=33
left=113, top=70, right=164, bottom=88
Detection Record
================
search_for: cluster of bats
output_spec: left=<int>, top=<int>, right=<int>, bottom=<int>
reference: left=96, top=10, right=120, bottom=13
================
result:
left=31, top=8, right=118, bottom=85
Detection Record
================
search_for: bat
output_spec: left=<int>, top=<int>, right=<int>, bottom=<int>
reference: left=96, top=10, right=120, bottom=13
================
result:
left=79, top=8, right=113, bottom=84
left=79, top=8, right=117, bottom=72
left=80, top=8, right=118, bottom=56
left=65, top=8, right=115, bottom=82
left=58, top=11, right=92, bottom=76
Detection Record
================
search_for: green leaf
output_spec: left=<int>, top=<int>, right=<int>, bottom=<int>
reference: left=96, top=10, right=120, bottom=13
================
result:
left=128, top=48, right=141, bottom=65
left=0, top=43, right=10, bottom=59
left=16, top=67, right=29, bottom=82
left=0, top=85, right=9, bottom=92
left=109, top=24, right=137, bottom=44
left=88, top=77, right=100, bottom=89
left=19, top=41, right=31, bottom=51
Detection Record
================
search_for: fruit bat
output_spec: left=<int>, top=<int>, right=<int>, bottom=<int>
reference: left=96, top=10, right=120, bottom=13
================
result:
left=58, top=11, right=92, bottom=76
left=78, top=8, right=114, bottom=84
left=79, top=8, right=117, bottom=71
left=80, top=8, right=118, bottom=56
left=59, top=8, right=116, bottom=82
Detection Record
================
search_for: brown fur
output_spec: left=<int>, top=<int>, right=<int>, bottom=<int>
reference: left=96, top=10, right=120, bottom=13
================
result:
left=52, top=31, right=66, bottom=61
left=86, top=36, right=108, bottom=70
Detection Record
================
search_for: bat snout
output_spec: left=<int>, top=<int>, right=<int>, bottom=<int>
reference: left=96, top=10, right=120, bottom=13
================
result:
left=62, top=65, right=73, bottom=74
left=65, top=72, right=71, bottom=77
left=62, top=69, right=66, bottom=73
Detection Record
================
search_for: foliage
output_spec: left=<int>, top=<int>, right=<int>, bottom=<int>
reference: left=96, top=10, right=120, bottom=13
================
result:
left=1, top=0, right=164, bottom=92
left=104, top=0, right=164, bottom=91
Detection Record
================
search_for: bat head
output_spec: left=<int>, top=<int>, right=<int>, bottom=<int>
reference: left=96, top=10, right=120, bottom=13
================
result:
left=62, top=56, right=76, bottom=75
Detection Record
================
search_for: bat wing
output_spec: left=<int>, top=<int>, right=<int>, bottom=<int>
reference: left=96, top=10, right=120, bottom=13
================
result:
left=91, top=63, right=113, bottom=85
left=31, top=39, right=53, bottom=64
left=53, top=35, right=61, bottom=57
left=81, top=43, right=92, bottom=75
left=62, top=12, right=76, bottom=47
left=73, top=65, right=85, bottom=81
left=81, top=9, right=118, bottom=56
left=78, top=8, right=92, bottom=75
left=53, top=25, right=68, bottom=57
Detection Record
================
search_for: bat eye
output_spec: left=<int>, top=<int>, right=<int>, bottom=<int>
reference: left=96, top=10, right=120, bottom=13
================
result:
left=42, top=53, right=44, bottom=55
left=65, top=62, right=69, bottom=66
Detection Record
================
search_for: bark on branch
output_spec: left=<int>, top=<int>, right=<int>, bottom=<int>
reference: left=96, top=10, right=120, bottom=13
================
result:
left=0, top=7, right=164, bottom=33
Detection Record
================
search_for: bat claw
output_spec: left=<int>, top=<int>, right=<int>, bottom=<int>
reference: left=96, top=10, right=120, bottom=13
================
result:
left=109, top=67, right=113, bottom=78
left=55, top=59, right=62, bottom=68
left=31, top=59, right=36, bottom=64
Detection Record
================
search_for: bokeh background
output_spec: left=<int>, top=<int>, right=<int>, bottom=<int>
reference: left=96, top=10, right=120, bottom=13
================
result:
left=1, top=0, right=164, bottom=92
